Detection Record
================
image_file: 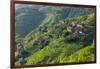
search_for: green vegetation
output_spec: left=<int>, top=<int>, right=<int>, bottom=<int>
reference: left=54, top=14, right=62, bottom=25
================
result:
left=67, top=43, right=95, bottom=62
left=15, top=4, right=95, bottom=66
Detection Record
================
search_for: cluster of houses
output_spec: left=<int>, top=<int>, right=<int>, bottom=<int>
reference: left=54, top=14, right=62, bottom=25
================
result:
left=16, top=43, right=26, bottom=65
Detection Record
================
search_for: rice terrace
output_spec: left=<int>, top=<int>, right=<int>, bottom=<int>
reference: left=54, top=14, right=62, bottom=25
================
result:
left=12, top=2, right=96, bottom=67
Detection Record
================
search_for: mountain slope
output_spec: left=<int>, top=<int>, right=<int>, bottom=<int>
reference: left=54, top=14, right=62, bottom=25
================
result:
left=15, top=4, right=95, bottom=66
left=15, top=4, right=94, bottom=37
left=17, top=13, right=95, bottom=65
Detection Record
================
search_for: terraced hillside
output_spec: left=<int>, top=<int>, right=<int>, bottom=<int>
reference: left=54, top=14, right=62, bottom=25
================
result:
left=15, top=4, right=95, bottom=66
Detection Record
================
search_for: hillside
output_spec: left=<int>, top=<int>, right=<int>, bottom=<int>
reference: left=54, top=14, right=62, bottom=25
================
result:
left=15, top=4, right=95, bottom=66
left=15, top=4, right=94, bottom=37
